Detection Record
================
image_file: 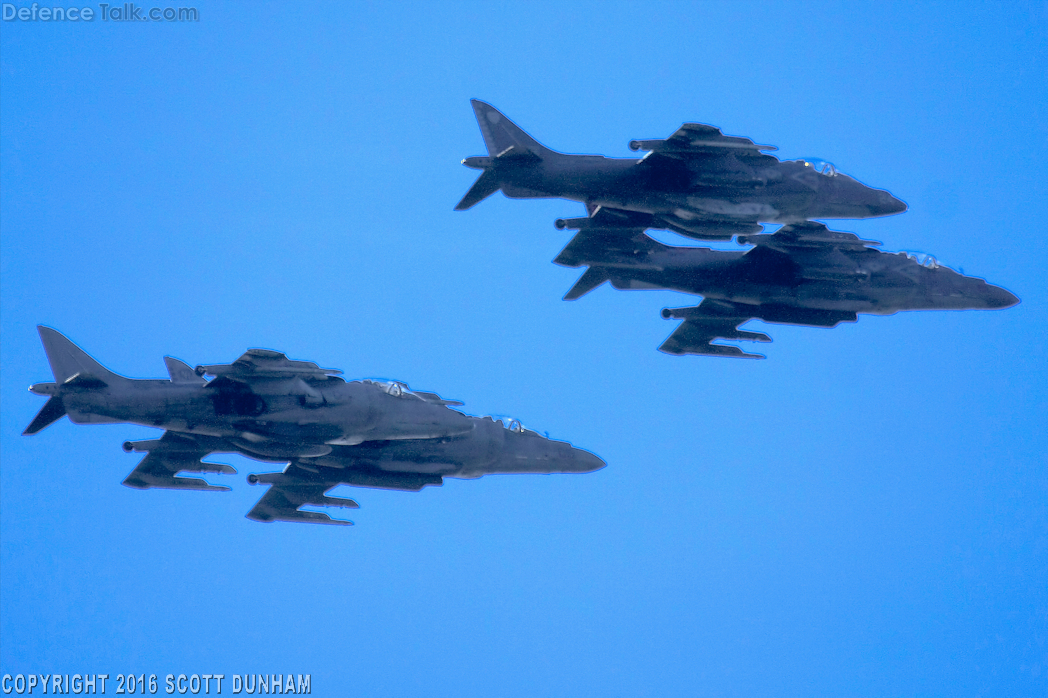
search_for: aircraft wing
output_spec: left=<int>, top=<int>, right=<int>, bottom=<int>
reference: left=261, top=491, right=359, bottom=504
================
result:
left=121, top=431, right=236, bottom=491
left=658, top=300, right=771, bottom=359
left=557, top=203, right=762, bottom=243
left=245, top=463, right=444, bottom=525
left=738, top=221, right=881, bottom=252
left=738, top=221, right=882, bottom=283
left=553, top=207, right=668, bottom=270
left=197, top=348, right=342, bottom=381
left=554, top=205, right=655, bottom=236
left=630, top=122, right=779, bottom=163
left=246, top=479, right=358, bottom=526
left=660, top=297, right=860, bottom=358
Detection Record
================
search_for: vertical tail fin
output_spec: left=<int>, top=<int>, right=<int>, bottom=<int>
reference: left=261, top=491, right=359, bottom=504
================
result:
left=37, top=326, right=121, bottom=384
left=469, top=99, right=555, bottom=158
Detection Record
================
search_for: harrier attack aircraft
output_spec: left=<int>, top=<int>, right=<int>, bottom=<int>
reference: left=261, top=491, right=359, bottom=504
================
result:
left=553, top=215, right=1018, bottom=358
left=23, top=328, right=604, bottom=524
left=456, top=99, right=907, bottom=241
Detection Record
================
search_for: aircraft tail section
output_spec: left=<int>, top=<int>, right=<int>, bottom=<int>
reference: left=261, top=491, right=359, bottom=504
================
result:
left=456, top=100, right=557, bottom=210
left=37, top=326, right=122, bottom=385
left=469, top=99, right=554, bottom=159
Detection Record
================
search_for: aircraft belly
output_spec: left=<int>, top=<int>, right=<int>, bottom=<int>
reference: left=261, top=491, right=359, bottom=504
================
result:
left=231, top=438, right=333, bottom=459
left=760, top=289, right=868, bottom=313
left=132, top=414, right=222, bottom=437
left=619, top=279, right=666, bottom=291
left=376, top=460, right=458, bottom=475
left=705, top=284, right=873, bottom=314
left=681, top=198, right=779, bottom=219
left=66, top=411, right=123, bottom=425
left=793, top=286, right=877, bottom=311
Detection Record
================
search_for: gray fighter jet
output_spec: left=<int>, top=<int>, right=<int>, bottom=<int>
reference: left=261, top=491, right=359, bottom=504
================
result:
left=456, top=100, right=907, bottom=241
left=23, top=328, right=604, bottom=524
left=553, top=213, right=1018, bottom=358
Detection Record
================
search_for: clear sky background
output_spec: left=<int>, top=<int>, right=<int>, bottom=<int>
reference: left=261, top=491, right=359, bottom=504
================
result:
left=2, top=2, right=1046, bottom=696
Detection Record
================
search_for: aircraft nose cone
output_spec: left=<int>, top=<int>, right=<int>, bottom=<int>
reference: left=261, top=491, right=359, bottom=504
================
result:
left=877, top=190, right=908, bottom=215
left=571, top=448, right=606, bottom=473
left=986, top=284, right=1020, bottom=309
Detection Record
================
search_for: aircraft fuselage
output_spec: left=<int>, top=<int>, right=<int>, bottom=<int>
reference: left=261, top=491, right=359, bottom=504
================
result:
left=600, top=246, right=1018, bottom=316
left=492, top=152, right=906, bottom=230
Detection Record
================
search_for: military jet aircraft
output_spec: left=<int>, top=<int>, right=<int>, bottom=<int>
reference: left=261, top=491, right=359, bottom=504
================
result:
left=553, top=213, right=1018, bottom=358
left=23, top=328, right=604, bottom=524
left=456, top=99, right=907, bottom=241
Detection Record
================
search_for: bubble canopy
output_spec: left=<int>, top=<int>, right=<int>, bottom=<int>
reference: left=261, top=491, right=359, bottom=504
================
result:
left=795, top=157, right=838, bottom=176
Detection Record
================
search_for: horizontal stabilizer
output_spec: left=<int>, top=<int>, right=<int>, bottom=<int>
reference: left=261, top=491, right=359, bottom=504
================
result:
left=454, top=169, right=501, bottom=211
left=23, top=396, right=67, bottom=435
left=564, top=267, right=609, bottom=301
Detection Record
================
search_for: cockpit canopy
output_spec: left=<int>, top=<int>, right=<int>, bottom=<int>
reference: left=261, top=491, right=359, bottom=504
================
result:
left=898, top=251, right=940, bottom=269
left=482, top=414, right=539, bottom=435
left=363, top=379, right=412, bottom=397
left=797, top=158, right=837, bottom=176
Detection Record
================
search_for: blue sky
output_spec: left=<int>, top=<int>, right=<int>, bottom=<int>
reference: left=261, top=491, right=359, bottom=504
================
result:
left=2, top=2, right=1046, bottom=696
